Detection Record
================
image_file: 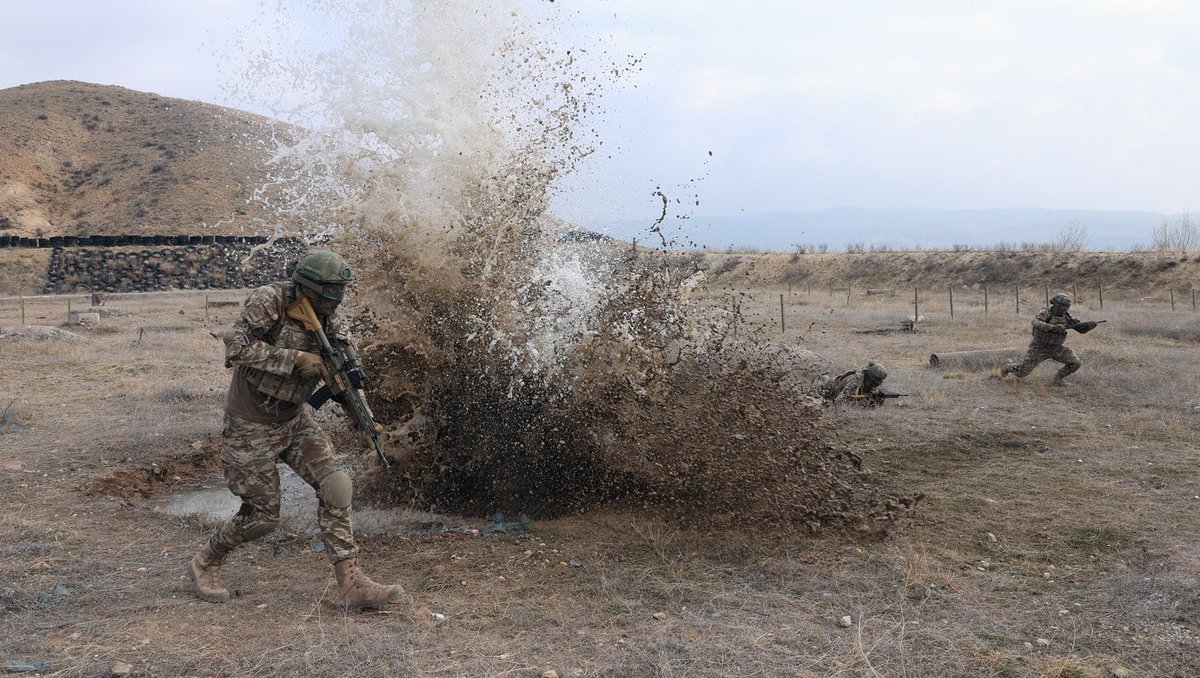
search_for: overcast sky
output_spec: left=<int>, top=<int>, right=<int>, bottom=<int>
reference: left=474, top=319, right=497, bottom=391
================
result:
left=3, top=0, right=1198, bottom=227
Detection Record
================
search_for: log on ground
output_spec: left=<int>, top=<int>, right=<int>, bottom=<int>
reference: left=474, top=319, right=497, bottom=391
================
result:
left=929, top=348, right=1023, bottom=370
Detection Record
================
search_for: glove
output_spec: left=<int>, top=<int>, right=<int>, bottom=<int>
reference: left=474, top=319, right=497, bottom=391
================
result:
left=360, top=422, right=385, bottom=449
left=294, top=351, right=324, bottom=379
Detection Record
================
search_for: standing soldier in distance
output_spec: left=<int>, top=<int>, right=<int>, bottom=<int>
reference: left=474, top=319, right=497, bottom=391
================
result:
left=1003, top=292, right=1099, bottom=386
left=188, top=249, right=404, bottom=611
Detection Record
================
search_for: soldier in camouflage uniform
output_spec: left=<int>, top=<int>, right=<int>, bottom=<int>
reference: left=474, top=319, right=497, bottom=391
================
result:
left=820, top=362, right=891, bottom=406
left=1002, top=292, right=1098, bottom=386
left=188, top=249, right=404, bottom=611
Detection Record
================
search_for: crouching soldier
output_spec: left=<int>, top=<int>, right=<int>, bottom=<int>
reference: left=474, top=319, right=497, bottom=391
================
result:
left=1003, top=292, right=1100, bottom=387
left=189, top=249, right=404, bottom=611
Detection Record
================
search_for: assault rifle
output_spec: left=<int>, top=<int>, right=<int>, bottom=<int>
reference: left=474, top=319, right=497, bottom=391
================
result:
left=286, top=296, right=390, bottom=468
left=850, top=391, right=909, bottom=406
left=1068, top=319, right=1107, bottom=334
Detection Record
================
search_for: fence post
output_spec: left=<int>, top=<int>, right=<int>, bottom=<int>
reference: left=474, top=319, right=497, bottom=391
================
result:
left=205, top=294, right=210, bottom=320
left=67, top=299, right=71, bottom=325
left=1171, top=289, right=1175, bottom=311
left=1044, top=285, right=1050, bottom=307
left=1099, top=285, right=1104, bottom=310
left=779, top=294, right=785, bottom=334
left=20, top=295, right=24, bottom=326
left=1015, top=284, right=1020, bottom=315
left=1072, top=283, right=1078, bottom=303
left=984, top=283, right=989, bottom=316
left=847, top=283, right=851, bottom=307
left=914, top=286, right=919, bottom=324
left=1193, top=288, right=1196, bottom=311
left=949, top=285, right=954, bottom=318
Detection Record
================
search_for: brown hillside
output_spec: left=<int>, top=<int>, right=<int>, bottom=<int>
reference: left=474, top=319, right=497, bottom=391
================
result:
left=0, top=80, right=281, bottom=237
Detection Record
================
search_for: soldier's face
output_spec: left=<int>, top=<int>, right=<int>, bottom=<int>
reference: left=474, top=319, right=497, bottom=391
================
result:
left=302, top=286, right=342, bottom=318
left=1050, top=303, right=1069, bottom=316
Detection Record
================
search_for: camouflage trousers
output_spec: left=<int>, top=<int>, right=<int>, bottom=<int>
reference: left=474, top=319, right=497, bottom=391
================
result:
left=1006, top=343, right=1081, bottom=381
left=207, top=410, right=357, bottom=564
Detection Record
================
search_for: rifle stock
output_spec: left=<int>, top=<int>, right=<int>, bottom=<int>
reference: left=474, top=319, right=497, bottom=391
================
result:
left=286, top=297, right=390, bottom=468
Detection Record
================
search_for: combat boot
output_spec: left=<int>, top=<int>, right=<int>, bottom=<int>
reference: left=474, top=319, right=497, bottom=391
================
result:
left=189, top=542, right=230, bottom=603
left=333, top=559, right=404, bottom=610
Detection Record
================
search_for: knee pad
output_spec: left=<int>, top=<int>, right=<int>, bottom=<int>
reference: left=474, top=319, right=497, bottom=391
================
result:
left=319, top=470, right=353, bottom=510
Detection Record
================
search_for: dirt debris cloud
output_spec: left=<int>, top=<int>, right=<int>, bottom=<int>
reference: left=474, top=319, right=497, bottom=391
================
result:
left=235, top=0, right=912, bottom=530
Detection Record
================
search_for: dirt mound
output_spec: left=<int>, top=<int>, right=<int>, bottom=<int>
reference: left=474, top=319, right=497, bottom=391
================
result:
left=84, top=448, right=218, bottom=501
left=0, top=325, right=87, bottom=342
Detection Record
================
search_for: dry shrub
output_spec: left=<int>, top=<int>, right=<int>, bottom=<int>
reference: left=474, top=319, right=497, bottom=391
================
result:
left=157, top=376, right=222, bottom=403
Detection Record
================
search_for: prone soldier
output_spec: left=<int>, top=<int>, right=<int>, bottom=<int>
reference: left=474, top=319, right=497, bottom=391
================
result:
left=820, top=362, right=905, bottom=406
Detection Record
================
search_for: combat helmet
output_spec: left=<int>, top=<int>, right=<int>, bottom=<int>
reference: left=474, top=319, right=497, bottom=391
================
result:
left=293, top=249, right=353, bottom=301
left=1049, top=292, right=1072, bottom=307
left=863, top=362, right=887, bottom=382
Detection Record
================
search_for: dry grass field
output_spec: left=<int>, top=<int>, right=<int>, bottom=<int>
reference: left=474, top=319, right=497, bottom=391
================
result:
left=1, top=283, right=1198, bottom=677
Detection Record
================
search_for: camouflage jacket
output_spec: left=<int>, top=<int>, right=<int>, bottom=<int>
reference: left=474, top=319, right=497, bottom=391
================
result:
left=819, top=370, right=879, bottom=405
left=223, top=281, right=352, bottom=405
left=1030, top=308, right=1075, bottom=347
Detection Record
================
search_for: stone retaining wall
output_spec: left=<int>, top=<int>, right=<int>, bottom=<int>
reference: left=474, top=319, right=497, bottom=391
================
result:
left=0, top=234, right=270, bottom=248
left=41, top=238, right=308, bottom=294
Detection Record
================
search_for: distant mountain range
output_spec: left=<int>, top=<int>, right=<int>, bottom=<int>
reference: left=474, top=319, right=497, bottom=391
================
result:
left=584, top=207, right=1180, bottom=251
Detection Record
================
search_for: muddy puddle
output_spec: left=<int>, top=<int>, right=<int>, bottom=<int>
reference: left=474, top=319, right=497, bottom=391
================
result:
left=151, top=469, right=311, bottom=521
left=153, top=469, right=532, bottom=537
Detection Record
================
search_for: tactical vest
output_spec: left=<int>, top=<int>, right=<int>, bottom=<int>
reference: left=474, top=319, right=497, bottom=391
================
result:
left=237, top=282, right=326, bottom=404
left=1031, top=309, right=1071, bottom=347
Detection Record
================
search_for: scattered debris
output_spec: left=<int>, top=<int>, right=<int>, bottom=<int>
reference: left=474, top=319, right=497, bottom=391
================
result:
left=838, top=616, right=853, bottom=628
